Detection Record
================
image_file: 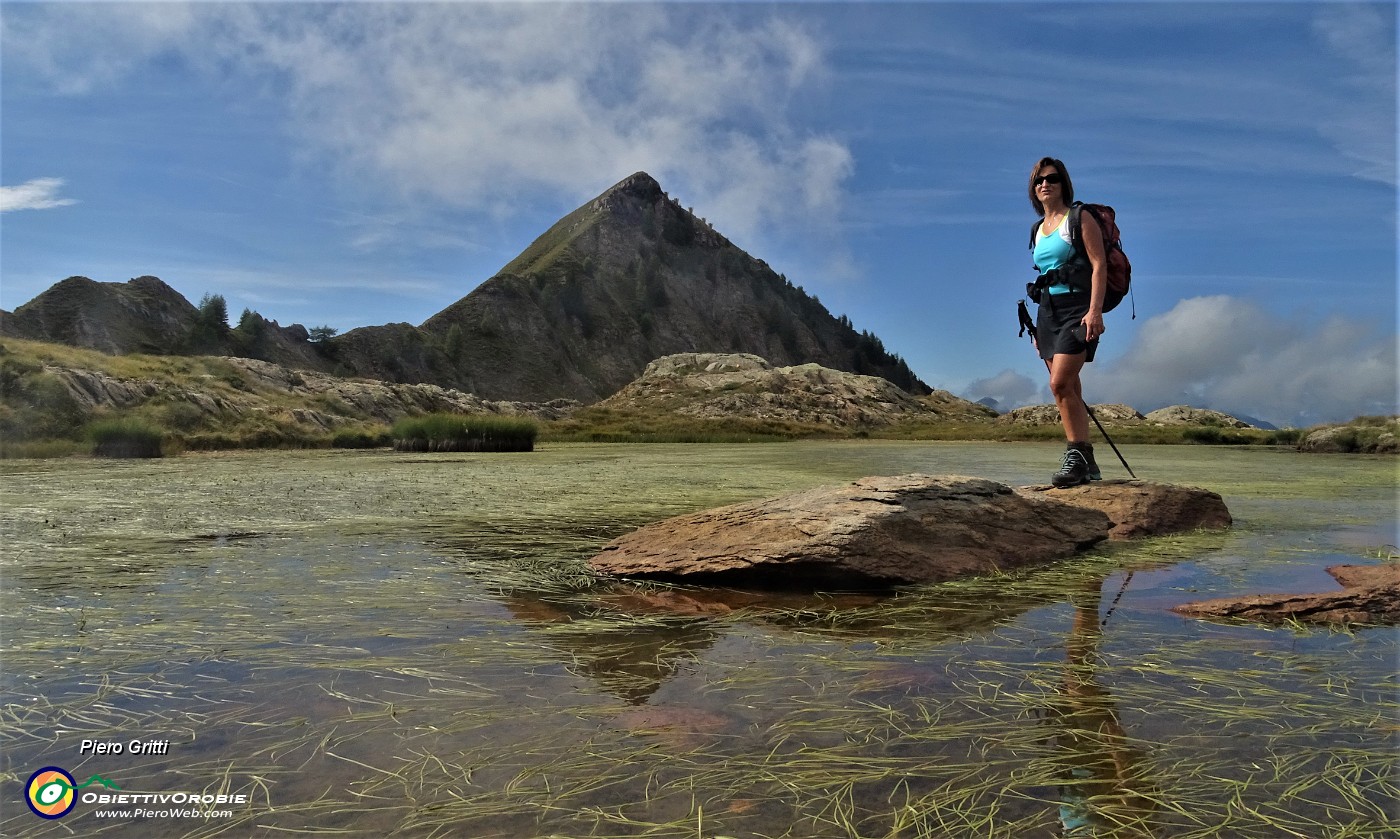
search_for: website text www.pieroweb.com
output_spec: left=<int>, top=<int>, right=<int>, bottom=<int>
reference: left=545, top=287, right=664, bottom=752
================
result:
left=24, top=738, right=251, bottom=824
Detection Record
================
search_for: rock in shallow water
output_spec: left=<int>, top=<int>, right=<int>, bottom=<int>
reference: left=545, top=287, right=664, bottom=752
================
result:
left=590, top=475, right=1234, bottom=589
left=589, top=474, right=1112, bottom=588
left=1016, top=479, right=1232, bottom=540
left=1173, top=564, right=1400, bottom=626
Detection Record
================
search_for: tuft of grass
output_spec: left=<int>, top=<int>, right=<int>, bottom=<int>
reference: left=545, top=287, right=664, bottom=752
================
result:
left=391, top=412, right=537, bottom=452
left=86, top=417, right=164, bottom=458
left=542, top=405, right=835, bottom=443
left=331, top=428, right=391, bottom=449
left=0, top=438, right=85, bottom=459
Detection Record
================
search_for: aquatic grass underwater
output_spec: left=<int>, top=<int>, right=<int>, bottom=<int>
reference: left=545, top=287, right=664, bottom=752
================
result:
left=0, top=443, right=1395, bottom=838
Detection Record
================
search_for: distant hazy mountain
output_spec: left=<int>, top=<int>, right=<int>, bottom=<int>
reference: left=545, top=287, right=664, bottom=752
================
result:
left=1, top=172, right=928, bottom=403
left=1232, top=413, right=1278, bottom=431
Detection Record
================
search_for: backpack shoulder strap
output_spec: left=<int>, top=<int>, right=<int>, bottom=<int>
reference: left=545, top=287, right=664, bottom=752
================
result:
left=1028, top=218, right=1041, bottom=251
left=1067, top=202, right=1086, bottom=254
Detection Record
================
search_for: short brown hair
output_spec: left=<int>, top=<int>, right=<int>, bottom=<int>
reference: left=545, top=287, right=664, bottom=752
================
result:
left=1029, top=157, right=1074, bottom=214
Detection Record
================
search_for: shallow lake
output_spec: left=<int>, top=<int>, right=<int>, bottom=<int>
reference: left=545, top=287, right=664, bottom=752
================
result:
left=2, top=442, right=1395, bottom=838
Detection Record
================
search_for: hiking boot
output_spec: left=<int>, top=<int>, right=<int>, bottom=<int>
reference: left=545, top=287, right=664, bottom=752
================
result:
left=1082, top=443, right=1101, bottom=481
left=1051, top=447, right=1091, bottom=488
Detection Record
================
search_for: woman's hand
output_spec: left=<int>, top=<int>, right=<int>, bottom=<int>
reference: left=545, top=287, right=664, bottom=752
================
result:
left=1082, top=311, right=1106, bottom=341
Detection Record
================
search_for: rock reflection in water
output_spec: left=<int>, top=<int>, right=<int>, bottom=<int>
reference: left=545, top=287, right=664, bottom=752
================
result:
left=502, top=575, right=1109, bottom=707
left=502, top=590, right=724, bottom=705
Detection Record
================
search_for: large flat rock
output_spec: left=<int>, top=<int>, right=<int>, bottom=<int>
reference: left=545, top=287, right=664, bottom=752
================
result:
left=589, top=475, right=1112, bottom=588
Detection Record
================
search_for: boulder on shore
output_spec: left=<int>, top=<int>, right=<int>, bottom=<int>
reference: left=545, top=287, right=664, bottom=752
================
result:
left=597, top=352, right=993, bottom=429
left=1295, top=418, right=1399, bottom=454
left=589, top=474, right=1228, bottom=589
left=1173, top=564, right=1400, bottom=626
left=1017, top=480, right=1232, bottom=540
left=996, top=403, right=1144, bottom=426
left=1143, top=406, right=1255, bottom=428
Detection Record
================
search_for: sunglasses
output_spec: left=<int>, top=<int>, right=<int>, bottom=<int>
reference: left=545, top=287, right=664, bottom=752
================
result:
left=1033, top=173, right=1064, bottom=186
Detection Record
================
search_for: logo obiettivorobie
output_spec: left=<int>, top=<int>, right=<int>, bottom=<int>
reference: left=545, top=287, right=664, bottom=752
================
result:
left=25, top=767, right=120, bottom=819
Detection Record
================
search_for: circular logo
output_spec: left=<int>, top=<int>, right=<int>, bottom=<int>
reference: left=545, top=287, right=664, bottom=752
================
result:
left=26, top=767, right=77, bottom=819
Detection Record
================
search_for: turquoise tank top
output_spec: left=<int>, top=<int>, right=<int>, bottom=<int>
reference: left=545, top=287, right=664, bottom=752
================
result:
left=1033, top=213, right=1076, bottom=295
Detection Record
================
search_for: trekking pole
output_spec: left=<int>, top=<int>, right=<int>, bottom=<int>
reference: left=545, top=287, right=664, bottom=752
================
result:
left=1099, top=571, right=1135, bottom=628
left=1017, top=300, right=1137, bottom=479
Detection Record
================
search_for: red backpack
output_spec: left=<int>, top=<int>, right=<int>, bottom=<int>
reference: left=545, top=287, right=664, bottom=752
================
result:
left=1028, top=202, right=1135, bottom=316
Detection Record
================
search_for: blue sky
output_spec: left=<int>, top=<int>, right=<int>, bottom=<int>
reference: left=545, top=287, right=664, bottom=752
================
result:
left=2, top=2, right=1395, bottom=427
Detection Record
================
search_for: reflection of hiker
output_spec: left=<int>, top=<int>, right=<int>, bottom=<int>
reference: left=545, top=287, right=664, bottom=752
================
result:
left=1048, top=579, right=1157, bottom=838
left=1027, top=157, right=1105, bottom=487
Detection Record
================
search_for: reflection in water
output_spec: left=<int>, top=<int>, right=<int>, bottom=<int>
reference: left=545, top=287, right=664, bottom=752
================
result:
left=1048, top=577, right=1158, bottom=838
left=502, top=592, right=723, bottom=704
left=504, top=580, right=1066, bottom=706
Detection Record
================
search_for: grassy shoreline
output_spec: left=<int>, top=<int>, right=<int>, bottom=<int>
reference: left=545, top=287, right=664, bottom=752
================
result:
left=1, top=337, right=1392, bottom=458
left=0, top=416, right=1367, bottom=459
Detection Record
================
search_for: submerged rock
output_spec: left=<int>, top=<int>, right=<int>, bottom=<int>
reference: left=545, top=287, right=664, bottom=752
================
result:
left=589, top=474, right=1112, bottom=588
left=1016, top=480, right=1232, bottom=540
left=1173, top=564, right=1400, bottom=626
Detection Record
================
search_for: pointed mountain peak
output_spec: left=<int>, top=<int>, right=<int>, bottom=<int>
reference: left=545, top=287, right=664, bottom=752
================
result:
left=603, top=171, right=663, bottom=201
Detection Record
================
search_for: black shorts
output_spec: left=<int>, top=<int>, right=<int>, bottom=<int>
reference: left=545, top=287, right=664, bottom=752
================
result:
left=1036, top=291, right=1099, bottom=362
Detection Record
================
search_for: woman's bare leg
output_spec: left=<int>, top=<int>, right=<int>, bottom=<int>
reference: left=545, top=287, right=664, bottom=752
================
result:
left=1049, top=352, right=1090, bottom=443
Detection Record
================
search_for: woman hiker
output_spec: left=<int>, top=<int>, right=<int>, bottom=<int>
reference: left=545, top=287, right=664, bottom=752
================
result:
left=1028, top=157, right=1105, bottom=488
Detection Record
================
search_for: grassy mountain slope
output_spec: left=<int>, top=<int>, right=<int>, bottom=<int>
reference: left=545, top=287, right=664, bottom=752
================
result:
left=410, top=172, right=929, bottom=402
left=4, top=173, right=931, bottom=404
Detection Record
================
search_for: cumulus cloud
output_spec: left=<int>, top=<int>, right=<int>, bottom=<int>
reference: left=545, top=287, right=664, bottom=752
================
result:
left=5, top=4, right=852, bottom=242
left=0, top=178, right=78, bottom=212
left=963, top=369, right=1045, bottom=413
left=1092, top=296, right=1397, bottom=427
left=0, top=4, right=198, bottom=95
left=1310, top=4, right=1397, bottom=185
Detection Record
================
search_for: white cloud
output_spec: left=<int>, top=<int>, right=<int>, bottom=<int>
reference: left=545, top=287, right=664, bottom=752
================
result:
left=3, top=5, right=853, bottom=245
left=1312, top=3, right=1394, bottom=77
left=235, top=6, right=846, bottom=242
left=0, top=4, right=198, bottom=96
left=1310, top=4, right=1398, bottom=185
left=1092, top=296, right=1397, bottom=427
left=963, top=369, right=1045, bottom=412
left=962, top=296, right=1396, bottom=426
left=0, top=178, right=78, bottom=212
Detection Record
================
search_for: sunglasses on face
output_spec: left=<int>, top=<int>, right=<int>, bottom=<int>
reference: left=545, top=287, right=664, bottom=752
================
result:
left=1034, top=173, right=1063, bottom=186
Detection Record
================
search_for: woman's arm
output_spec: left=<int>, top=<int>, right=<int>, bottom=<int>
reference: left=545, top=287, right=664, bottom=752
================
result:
left=1079, top=211, right=1108, bottom=339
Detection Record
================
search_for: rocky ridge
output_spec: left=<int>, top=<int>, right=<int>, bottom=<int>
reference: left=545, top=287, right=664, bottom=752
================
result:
left=996, top=403, right=1146, bottom=426
left=995, top=403, right=1260, bottom=428
left=597, top=353, right=994, bottom=429
left=1142, top=406, right=1256, bottom=427
left=43, top=357, right=575, bottom=432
